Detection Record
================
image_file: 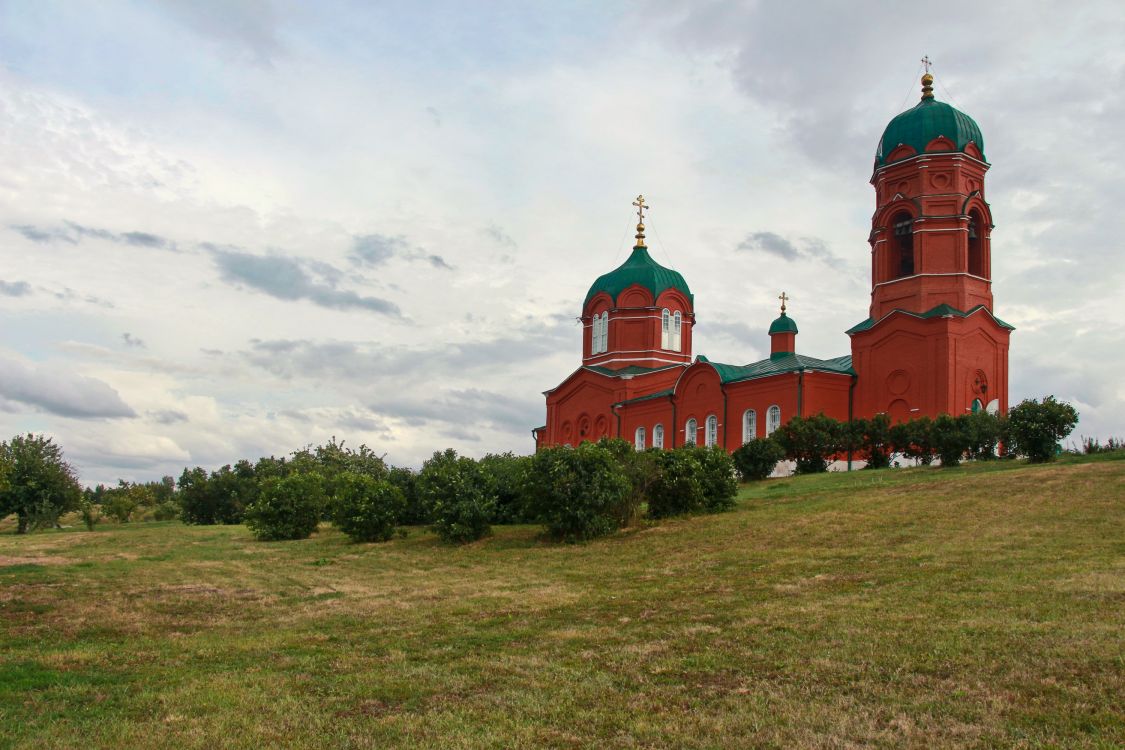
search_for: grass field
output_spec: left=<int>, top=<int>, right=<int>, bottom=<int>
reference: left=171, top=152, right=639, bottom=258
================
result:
left=2, top=454, right=1123, bottom=749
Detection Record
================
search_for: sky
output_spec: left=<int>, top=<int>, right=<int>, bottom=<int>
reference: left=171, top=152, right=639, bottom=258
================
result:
left=1, top=0, right=1123, bottom=485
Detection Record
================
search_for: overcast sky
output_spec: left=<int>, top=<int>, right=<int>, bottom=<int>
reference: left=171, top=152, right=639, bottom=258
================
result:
left=1, top=1, right=1122, bottom=485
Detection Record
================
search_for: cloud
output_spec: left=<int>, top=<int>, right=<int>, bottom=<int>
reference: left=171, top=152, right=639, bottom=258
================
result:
left=0, top=355, right=137, bottom=419
left=10, top=222, right=176, bottom=251
left=150, top=409, right=189, bottom=424
left=210, top=249, right=402, bottom=316
left=0, top=280, right=31, bottom=297
left=122, top=332, right=146, bottom=349
left=350, top=233, right=453, bottom=271
left=736, top=231, right=843, bottom=267
left=153, top=0, right=285, bottom=66
left=482, top=224, right=517, bottom=249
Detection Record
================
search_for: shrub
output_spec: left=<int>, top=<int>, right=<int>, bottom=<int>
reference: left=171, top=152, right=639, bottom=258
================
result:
left=774, top=414, right=844, bottom=474
left=891, top=416, right=937, bottom=465
left=1005, top=396, right=1079, bottom=463
left=932, top=414, right=972, bottom=468
left=525, top=442, right=633, bottom=541
left=178, top=462, right=258, bottom=525
left=963, top=410, right=1001, bottom=460
left=647, top=448, right=706, bottom=518
left=153, top=500, right=180, bottom=522
left=691, top=446, right=738, bottom=511
left=387, top=466, right=427, bottom=525
left=244, top=472, right=326, bottom=541
left=103, top=491, right=138, bottom=523
left=854, top=414, right=893, bottom=469
left=417, top=449, right=494, bottom=544
left=0, top=434, right=82, bottom=533
left=79, top=497, right=102, bottom=531
left=731, top=437, right=785, bottom=481
left=331, top=472, right=405, bottom=543
left=479, top=452, right=533, bottom=524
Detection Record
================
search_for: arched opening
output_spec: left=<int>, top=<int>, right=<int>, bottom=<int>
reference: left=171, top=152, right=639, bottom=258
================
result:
left=742, top=409, right=757, bottom=444
left=968, top=209, right=985, bottom=277
left=600, top=312, right=609, bottom=352
left=891, top=212, right=914, bottom=279
left=634, top=426, right=646, bottom=451
left=705, top=415, right=718, bottom=447
left=673, top=311, right=683, bottom=352
left=684, top=417, right=697, bottom=446
left=653, top=424, right=664, bottom=450
left=766, top=405, right=781, bottom=435
left=661, top=308, right=670, bottom=349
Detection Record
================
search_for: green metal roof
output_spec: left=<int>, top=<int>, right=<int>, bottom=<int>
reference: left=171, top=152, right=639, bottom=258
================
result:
left=846, top=304, right=1015, bottom=335
left=584, top=246, right=693, bottom=306
left=614, top=389, right=674, bottom=407
left=706, top=353, right=854, bottom=384
left=768, top=312, right=798, bottom=335
left=584, top=364, right=685, bottom=378
left=876, top=97, right=985, bottom=167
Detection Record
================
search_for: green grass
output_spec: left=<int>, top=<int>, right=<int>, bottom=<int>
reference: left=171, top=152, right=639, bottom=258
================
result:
left=2, top=454, right=1123, bottom=749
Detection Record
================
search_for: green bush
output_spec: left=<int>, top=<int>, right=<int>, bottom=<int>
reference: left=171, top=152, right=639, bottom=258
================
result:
left=932, top=414, right=971, bottom=468
left=387, top=466, right=427, bottom=525
left=331, top=472, right=405, bottom=543
left=417, top=449, right=494, bottom=544
left=244, top=472, right=326, bottom=541
left=153, top=500, right=180, bottom=522
left=479, top=452, right=533, bottom=524
left=525, top=442, right=633, bottom=541
left=647, top=448, right=706, bottom=518
left=178, top=462, right=258, bottom=525
left=79, top=497, right=102, bottom=531
left=891, top=416, right=937, bottom=465
left=1005, top=396, right=1079, bottom=463
left=964, top=410, right=1001, bottom=460
left=691, top=446, right=738, bottom=511
left=731, top=437, right=785, bottom=481
left=853, top=414, right=893, bottom=469
left=0, top=433, right=82, bottom=533
left=103, top=491, right=137, bottom=523
left=774, top=414, right=844, bottom=474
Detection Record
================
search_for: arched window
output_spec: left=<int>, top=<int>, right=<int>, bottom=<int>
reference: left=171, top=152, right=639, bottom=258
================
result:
left=653, top=424, right=664, bottom=450
left=968, top=210, right=984, bottom=277
left=684, top=417, right=697, bottom=446
left=766, top=405, right=781, bottom=435
left=661, top=308, right=670, bottom=349
left=634, top=426, right=646, bottom=451
left=591, top=314, right=601, bottom=355
left=600, top=312, right=609, bottom=353
left=705, top=415, right=718, bottom=447
left=891, top=212, right=914, bottom=279
left=673, top=311, right=682, bottom=352
left=742, top=409, right=757, bottom=444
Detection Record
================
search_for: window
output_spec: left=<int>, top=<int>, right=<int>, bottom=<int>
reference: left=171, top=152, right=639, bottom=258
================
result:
left=653, top=424, right=664, bottom=450
left=600, top=312, right=609, bottom=352
left=892, top=212, right=914, bottom=278
left=968, top=210, right=984, bottom=277
left=661, top=308, right=670, bottom=349
left=705, top=415, right=718, bottom=447
left=673, top=311, right=682, bottom=352
left=766, top=405, right=781, bottom=435
left=634, top=426, right=646, bottom=451
left=591, top=312, right=609, bottom=354
left=684, top=417, right=697, bottom=446
left=742, top=409, right=757, bottom=444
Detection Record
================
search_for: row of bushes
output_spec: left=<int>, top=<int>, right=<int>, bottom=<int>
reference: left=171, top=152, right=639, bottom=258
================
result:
left=728, top=396, right=1081, bottom=478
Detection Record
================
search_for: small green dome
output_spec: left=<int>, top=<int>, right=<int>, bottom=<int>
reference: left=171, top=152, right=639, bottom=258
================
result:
left=876, top=97, right=985, bottom=167
left=584, top=246, right=692, bottom=307
left=768, top=312, right=798, bottom=335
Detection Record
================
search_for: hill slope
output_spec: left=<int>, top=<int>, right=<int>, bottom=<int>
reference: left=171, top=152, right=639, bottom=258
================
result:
left=2, top=455, right=1123, bottom=748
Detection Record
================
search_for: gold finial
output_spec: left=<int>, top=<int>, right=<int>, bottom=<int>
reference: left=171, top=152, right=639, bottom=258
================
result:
left=632, top=194, right=648, bottom=247
left=920, top=56, right=934, bottom=100
left=778, top=291, right=789, bottom=314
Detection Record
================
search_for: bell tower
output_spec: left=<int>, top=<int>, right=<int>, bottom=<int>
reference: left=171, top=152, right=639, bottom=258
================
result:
left=849, top=67, right=1012, bottom=422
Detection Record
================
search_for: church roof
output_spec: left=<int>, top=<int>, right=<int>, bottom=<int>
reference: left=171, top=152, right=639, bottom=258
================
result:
left=584, top=246, right=693, bottom=306
left=846, top=303, right=1015, bottom=335
left=707, top=353, right=854, bottom=384
left=584, top=363, right=685, bottom=378
left=768, top=312, right=798, bottom=334
left=876, top=88, right=985, bottom=167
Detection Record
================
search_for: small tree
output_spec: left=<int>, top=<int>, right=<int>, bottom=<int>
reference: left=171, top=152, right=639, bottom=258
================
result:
left=244, top=472, right=326, bottom=541
left=0, top=434, right=82, bottom=533
left=692, top=446, right=738, bottom=512
left=525, top=442, right=633, bottom=541
left=479, top=452, right=533, bottom=524
left=963, top=410, right=1001, bottom=460
left=854, top=414, right=893, bottom=469
left=647, top=448, right=706, bottom=518
left=774, top=414, right=844, bottom=474
left=1005, top=396, right=1079, bottom=463
left=731, top=437, right=785, bottom=481
left=387, top=466, right=427, bottom=525
left=417, top=449, right=494, bottom=544
left=931, top=414, right=972, bottom=468
left=331, top=472, right=405, bottom=543
left=891, top=416, right=937, bottom=465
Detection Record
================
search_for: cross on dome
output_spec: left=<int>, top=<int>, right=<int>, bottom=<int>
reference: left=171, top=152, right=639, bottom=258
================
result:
left=633, top=194, right=648, bottom=248
left=778, top=291, right=789, bottom=314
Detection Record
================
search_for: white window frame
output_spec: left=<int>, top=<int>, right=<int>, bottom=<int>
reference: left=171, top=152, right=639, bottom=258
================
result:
left=673, top=311, right=682, bottom=352
left=653, top=423, right=664, bottom=450
left=766, top=405, right=781, bottom=435
left=600, top=312, right=609, bottom=353
left=742, top=409, right=757, bottom=444
left=661, top=308, right=670, bottom=349
left=684, top=417, right=697, bottom=446
left=634, top=426, right=646, bottom=451
left=705, top=415, right=718, bottom=447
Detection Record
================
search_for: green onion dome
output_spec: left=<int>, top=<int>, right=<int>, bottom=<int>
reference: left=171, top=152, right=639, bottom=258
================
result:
left=768, top=311, right=798, bottom=335
left=584, top=245, right=692, bottom=306
left=876, top=73, right=985, bottom=166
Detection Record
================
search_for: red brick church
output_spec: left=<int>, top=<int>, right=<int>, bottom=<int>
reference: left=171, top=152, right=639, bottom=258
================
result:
left=533, top=72, right=1012, bottom=452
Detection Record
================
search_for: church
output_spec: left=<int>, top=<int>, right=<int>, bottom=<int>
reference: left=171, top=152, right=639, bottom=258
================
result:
left=533, top=72, right=1012, bottom=452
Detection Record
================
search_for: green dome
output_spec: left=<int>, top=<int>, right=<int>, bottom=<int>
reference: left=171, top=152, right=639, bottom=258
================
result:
left=584, top=246, right=692, bottom=306
left=768, top=312, right=798, bottom=335
left=876, top=97, right=985, bottom=167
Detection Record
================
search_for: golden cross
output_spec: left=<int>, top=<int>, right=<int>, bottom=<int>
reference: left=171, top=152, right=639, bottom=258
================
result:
left=921, top=55, right=932, bottom=73
left=778, top=291, right=789, bottom=313
left=633, top=194, right=648, bottom=224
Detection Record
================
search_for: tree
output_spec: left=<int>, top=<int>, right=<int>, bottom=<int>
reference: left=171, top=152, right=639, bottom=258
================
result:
left=931, top=414, right=971, bottom=468
left=244, top=472, right=326, bottom=541
left=478, top=452, right=533, bottom=524
left=731, top=437, right=785, bottom=481
left=963, top=410, right=1001, bottom=460
left=774, top=414, right=844, bottom=474
left=525, top=442, right=633, bottom=541
left=417, top=449, right=494, bottom=544
left=854, top=414, right=893, bottom=469
left=331, top=472, right=405, bottom=543
left=0, top=434, right=82, bottom=534
left=1005, top=396, right=1079, bottom=463
left=891, top=416, right=937, bottom=465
